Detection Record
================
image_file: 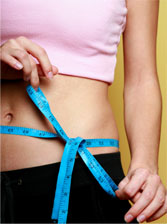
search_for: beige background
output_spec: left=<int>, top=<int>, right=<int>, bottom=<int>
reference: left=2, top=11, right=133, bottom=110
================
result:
left=108, top=0, right=167, bottom=223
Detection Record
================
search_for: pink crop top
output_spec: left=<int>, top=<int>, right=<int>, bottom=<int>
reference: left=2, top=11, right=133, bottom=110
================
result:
left=1, top=0, right=128, bottom=85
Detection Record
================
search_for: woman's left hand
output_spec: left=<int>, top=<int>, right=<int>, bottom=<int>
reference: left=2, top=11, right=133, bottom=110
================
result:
left=115, top=168, right=167, bottom=223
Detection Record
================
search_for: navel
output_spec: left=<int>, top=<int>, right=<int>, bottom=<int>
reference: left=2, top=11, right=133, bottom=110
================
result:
left=4, top=113, right=13, bottom=124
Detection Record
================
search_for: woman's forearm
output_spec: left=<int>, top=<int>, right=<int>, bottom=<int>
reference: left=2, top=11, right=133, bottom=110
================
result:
left=123, top=77, right=162, bottom=174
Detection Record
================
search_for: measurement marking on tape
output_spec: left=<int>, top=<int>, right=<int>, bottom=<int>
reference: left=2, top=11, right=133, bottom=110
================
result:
left=0, top=85, right=119, bottom=224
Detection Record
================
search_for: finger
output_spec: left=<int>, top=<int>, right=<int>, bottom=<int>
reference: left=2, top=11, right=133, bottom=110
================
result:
left=124, top=175, right=160, bottom=223
left=52, top=65, right=59, bottom=75
left=1, top=39, right=32, bottom=76
left=124, top=169, right=149, bottom=197
left=36, top=64, right=59, bottom=77
left=118, top=176, right=130, bottom=189
left=36, top=64, right=45, bottom=77
left=0, top=48, right=23, bottom=70
left=136, top=184, right=166, bottom=223
left=131, top=191, right=142, bottom=203
left=11, top=48, right=32, bottom=80
left=28, top=55, right=39, bottom=90
left=16, top=36, right=56, bottom=79
left=116, top=169, right=149, bottom=200
left=146, top=193, right=167, bottom=222
left=115, top=176, right=129, bottom=199
left=117, top=174, right=146, bottom=200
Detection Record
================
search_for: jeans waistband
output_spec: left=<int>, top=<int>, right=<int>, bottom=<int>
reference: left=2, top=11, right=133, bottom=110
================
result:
left=1, top=152, right=124, bottom=186
left=1, top=152, right=125, bottom=223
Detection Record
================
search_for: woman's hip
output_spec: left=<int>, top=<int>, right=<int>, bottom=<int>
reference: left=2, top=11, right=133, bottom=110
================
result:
left=1, top=151, right=137, bottom=223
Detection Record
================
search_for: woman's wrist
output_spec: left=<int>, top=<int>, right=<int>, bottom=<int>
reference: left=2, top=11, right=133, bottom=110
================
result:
left=128, top=158, right=159, bottom=175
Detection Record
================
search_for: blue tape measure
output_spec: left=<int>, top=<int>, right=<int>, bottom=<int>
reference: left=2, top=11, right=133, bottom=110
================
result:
left=0, top=85, right=119, bottom=224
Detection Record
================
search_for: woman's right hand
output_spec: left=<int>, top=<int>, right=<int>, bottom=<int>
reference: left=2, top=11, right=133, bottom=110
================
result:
left=0, top=36, right=59, bottom=90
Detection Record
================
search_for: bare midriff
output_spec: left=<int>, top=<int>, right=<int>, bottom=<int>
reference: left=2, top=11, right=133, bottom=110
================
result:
left=1, top=73, right=119, bottom=171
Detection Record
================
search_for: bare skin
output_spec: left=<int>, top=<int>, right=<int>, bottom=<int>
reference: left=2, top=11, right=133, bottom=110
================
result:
left=1, top=74, right=119, bottom=171
left=116, top=0, right=167, bottom=222
left=0, top=0, right=167, bottom=223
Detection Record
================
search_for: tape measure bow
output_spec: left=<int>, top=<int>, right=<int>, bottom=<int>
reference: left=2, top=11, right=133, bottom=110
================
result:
left=0, top=85, right=119, bottom=224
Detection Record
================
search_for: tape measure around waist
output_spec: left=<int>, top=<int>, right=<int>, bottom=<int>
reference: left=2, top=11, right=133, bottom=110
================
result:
left=0, top=85, right=119, bottom=224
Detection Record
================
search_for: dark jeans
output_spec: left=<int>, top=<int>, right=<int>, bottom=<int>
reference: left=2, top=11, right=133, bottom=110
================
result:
left=1, top=152, right=138, bottom=223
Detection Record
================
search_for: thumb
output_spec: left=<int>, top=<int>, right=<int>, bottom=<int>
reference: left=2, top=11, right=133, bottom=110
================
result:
left=115, top=176, right=130, bottom=198
left=118, top=176, right=130, bottom=190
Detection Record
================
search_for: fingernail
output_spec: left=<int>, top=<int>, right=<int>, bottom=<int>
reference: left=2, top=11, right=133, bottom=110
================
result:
left=137, top=214, right=145, bottom=223
left=47, top=71, right=53, bottom=79
left=125, top=214, right=133, bottom=223
left=15, top=62, right=23, bottom=69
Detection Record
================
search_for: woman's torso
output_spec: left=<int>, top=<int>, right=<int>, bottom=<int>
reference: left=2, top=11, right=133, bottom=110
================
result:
left=0, top=0, right=128, bottom=171
left=1, top=73, right=119, bottom=171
